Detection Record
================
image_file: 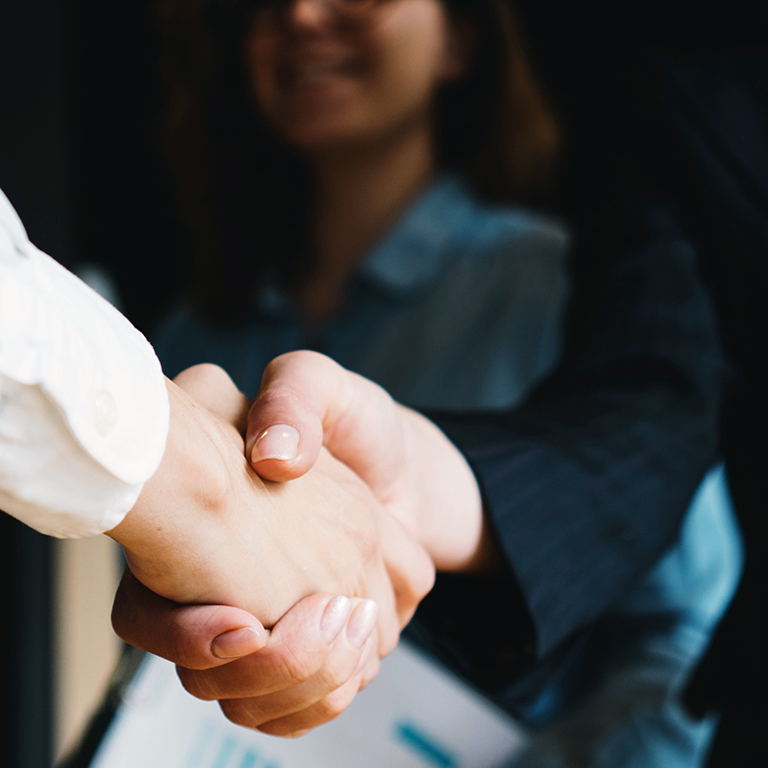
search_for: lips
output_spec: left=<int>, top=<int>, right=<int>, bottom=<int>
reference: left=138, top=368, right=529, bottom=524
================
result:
left=278, top=48, right=365, bottom=89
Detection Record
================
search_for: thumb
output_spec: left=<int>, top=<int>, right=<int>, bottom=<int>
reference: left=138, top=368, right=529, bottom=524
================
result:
left=245, top=352, right=408, bottom=501
left=112, top=569, right=267, bottom=670
left=244, top=351, right=327, bottom=481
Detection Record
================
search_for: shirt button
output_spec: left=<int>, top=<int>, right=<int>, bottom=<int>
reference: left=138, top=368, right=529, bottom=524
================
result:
left=93, top=390, right=117, bottom=435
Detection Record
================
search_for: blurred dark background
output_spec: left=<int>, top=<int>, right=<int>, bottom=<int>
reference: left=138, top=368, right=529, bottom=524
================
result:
left=1, top=3, right=167, bottom=766
left=0, top=2, right=765, bottom=767
left=4, top=0, right=764, bottom=337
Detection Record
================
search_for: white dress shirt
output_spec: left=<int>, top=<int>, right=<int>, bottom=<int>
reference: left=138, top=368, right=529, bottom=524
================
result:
left=0, top=188, right=169, bottom=538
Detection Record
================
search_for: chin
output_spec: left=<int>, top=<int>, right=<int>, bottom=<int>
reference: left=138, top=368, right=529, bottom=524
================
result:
left=280, top=116, right=369, bottom=153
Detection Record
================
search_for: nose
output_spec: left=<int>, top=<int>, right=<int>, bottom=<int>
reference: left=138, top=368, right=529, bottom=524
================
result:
left=285, top=0, right=334, bottom=29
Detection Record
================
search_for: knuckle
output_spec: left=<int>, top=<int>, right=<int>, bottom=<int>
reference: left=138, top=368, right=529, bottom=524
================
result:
left=266, top=350, right=340, bottom=397
left=398, top=550, right=436, bottom=610
left=283, top=349, right=330, bottom=371
left=263, top=350, right=314, bottom=384
left=200, top=451, right=234, bottom=505
left=169, top=639, right=204, bottom=671
left=168, top=641, right=195, bottom=670
left=359, top=656, right=380, bottom=690
left=219, top=698, right=261, bottom=730
left=167, top=620, right=204, bottom=670
left=316, top=659, right=354, bottom=692
left=313, top=684, right=357, bottom=723
left=253, top=682, right=359, bottom=738
left=185, top=362, right=226, bottom=380
left=280, top=645, right=316, bottom=686
left=176, top=667, right=218, bottom=701
left=257, top=721, right=310, bottom=739
left=277, top=349, right=307, bottom=367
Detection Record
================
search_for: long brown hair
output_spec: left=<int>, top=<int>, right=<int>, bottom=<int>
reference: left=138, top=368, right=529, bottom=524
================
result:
left=155, top=0, right=560, bottom=319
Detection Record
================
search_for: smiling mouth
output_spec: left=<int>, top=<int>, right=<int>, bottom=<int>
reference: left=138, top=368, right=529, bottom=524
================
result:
left=280, top=58, right=365, bottom=88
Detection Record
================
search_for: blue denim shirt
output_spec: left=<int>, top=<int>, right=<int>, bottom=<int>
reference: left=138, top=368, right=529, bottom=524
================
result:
left=154, top=176, right=570, bottom=411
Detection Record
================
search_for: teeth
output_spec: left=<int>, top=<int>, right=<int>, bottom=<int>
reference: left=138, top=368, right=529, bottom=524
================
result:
left=286, top=59, right=358, bottom=83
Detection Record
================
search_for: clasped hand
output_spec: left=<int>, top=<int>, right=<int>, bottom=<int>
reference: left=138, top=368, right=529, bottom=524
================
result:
left=111, top=352, right=492, bottom=736
left=109, top=360, right=438, bottom=736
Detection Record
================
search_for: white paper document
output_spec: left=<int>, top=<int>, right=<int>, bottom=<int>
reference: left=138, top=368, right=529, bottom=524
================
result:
left=89, top=640, right=527, bottom=768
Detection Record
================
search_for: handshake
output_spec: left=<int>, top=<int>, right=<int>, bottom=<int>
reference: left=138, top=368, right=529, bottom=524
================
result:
left=107, top=351, right=499, bottom=737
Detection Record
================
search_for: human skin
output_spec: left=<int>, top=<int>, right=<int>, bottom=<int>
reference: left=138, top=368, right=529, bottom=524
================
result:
left=107, top=368, right=434, bottom=677
left=246, top=351, right=497, bottom=573
left=245, top=0, right=471, bottom=323
left=235, top=0, right=484, bottom=569
left=246, top=0, right=467, bottom=152
left=112, top=355, right=493, bottom=735
left=112, top=0, right=481, bottom=737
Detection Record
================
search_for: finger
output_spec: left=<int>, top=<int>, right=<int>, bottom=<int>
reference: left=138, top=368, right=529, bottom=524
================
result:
left=112, top=569, right=266, bottom=670
left=178, top=593, right=375, bottom=700
left=250, top=634, right=380, bottom=737
left=173, top=363, right=251, bottom=433
left=378, top=511, right=436, bottom=637
left=215, top=607, right=380, bottom=735
left=245, top=352, right=407, bottom=501
left=245, top=352, right=331, bottom=481
left=250, top=674, right=363, bottom=737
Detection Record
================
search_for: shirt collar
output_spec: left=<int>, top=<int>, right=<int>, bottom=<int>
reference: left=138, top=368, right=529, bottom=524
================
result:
left=253, top=174, right=480, bottom=316
left=358, top=174, right=479, bottom=298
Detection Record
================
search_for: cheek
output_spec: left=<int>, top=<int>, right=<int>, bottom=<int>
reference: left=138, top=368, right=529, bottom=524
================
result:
left=366, top=8, right=454, bottom=122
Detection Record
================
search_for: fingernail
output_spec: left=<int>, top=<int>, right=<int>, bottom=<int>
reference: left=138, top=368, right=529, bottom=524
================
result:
left=211, top=627, right=263, bottom=659
left=251, top=424, right=300, bottom=462
left=321, top=596, right=353, bottom=644
left=347, top=600, right=378, bottom=649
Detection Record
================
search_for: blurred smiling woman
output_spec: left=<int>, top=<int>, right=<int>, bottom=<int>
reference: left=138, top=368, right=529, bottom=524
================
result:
left=156, top=0, right=559, bottom=324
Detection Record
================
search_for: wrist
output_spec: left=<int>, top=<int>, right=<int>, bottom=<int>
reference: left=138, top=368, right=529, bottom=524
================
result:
left=399, top=407, right=498, bottom=572
left=106, top=379, right=236, bottom=601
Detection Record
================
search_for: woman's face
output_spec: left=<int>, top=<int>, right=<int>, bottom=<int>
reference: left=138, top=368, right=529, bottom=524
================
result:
left=245, top=0, right=468, bottom=153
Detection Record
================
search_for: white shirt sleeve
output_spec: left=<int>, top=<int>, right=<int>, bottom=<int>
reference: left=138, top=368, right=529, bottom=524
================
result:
left=0, top=188, right=170, bottom=538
